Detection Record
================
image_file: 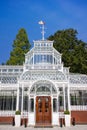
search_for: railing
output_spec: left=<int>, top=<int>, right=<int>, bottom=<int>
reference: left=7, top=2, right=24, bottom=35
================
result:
left=0, top=111, right=28, bottom=118
left=71, top=105, right=87, bottom=110
left=21, top=111, right=28, bottom=118
left=0, top=111, right=15, bottom=116
left=25, top=64, right=62, bottom=70
left=59, top=112, right=65, bottom=118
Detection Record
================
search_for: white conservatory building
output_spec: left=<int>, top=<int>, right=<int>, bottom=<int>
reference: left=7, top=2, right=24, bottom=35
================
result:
left=0, top=27, right=87, bottom=126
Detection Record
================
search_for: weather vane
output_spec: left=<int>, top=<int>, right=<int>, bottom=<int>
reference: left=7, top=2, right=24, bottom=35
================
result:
left=38, top=20, right=45, bottom=40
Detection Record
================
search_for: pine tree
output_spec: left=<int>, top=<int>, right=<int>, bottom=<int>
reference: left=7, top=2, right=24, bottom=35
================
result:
left=6, top=28, right=31, bottom=65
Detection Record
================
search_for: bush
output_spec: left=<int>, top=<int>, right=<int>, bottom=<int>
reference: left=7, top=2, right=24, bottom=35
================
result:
left=64, top=110, right=70, bottom=114
left=15, top=110, right=21, bottom=115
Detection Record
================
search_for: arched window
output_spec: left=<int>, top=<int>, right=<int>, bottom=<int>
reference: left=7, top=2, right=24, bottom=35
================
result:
left=36, top=86, right=50, bottom=93
left=30, top=81, right=57, bottom=94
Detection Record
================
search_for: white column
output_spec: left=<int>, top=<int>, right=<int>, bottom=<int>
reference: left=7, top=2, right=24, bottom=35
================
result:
left=33, top=53, right=34, bottom=67
left=53, top=51, right=54, bottom=65
left=21, top=85, right=24, bottom=112
left=16, top=86, right=20, bottom=110
left=28, top=87, right=30, bottom=125
left=28, top=85, right=31, bottom=112
left=67, top=84, right=71, bottom=111
left=57, top=87, right=60, bottom=112
left=63, top=85, right=66, bottom=111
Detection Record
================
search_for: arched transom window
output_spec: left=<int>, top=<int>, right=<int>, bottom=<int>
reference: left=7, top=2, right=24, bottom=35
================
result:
left=30, top=80, right=57, bottom=95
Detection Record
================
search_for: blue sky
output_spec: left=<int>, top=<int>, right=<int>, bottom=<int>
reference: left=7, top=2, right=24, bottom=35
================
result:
left=0, top=0, right=87, bottom=64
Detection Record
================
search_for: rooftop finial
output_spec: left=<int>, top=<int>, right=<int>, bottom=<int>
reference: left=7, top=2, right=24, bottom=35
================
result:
left=38, top=20, right=45, bottom=40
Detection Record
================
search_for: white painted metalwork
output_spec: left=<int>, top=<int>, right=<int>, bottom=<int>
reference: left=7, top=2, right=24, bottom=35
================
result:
left=38, top=20, right=45, bottom=40
left=0, top=29, right=87, bottom=126
left=70, top=73, right=87, bottom=84
left=71, top=105, right=87, bottom=110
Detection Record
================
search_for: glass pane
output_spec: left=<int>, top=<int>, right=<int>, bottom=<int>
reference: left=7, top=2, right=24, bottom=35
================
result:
left=30, top=98, right=34, bottom=112
left=53, top=98, right=57, bottom=112
left=36, top=86, right=50, bottom=92
left=38, top=98, right=42, bottom=112
left=23, top=96, right=28, bottom=111
left=45, top=98, right=49, bottom=112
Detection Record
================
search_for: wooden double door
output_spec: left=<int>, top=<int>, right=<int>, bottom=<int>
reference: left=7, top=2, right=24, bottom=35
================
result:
left=36, top=96, right=51, bottom=125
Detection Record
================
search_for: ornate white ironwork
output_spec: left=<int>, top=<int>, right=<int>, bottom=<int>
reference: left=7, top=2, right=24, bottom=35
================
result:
left=0, top=66, right=23, bottom=84
left=0, top=27, right=87, bottom=120
left=21, top=70, right=67, bottom=81
left=70, top=74, right=87, bottom=84
left=30, top=80, right=57, bottom=94
left=24, top=41, right=62, bottom=69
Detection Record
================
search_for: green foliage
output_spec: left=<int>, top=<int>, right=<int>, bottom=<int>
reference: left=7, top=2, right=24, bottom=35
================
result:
left=6, top=28, right=31, bottom=65
left=48, top=28, right=87, bottom=74
left=64, top=110, right=70, bottom=114
left=15, top=110, right=21, bottom=115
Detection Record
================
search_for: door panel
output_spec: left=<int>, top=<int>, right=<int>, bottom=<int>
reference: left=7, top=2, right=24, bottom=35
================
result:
left=36, top=96, right=51, bottom=124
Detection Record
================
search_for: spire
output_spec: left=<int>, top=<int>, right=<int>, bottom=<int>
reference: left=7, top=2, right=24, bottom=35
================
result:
left=38, top=20, right=45, bottom=40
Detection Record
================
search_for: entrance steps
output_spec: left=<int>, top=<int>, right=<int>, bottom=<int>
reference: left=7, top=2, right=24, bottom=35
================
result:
left=35, top=123, right=53, bottom=128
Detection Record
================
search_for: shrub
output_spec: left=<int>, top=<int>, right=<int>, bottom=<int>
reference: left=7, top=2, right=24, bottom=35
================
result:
left=15, top=110, right=21, bottom=115
left=64, top=110, right=70, bottom=114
